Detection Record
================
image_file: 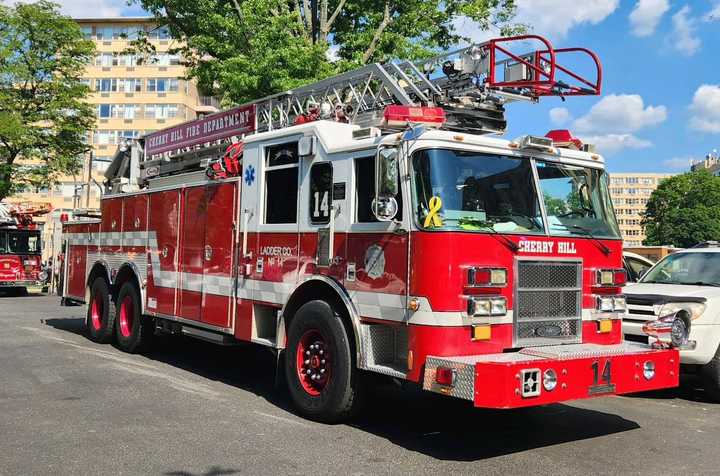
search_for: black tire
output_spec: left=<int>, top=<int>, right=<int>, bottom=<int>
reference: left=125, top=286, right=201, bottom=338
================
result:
left=114, top=281, right=153, bottom=354
left=86, top=277, right=115, bottom=344
left=284, top=300, right=364, bottom=423
left=701, top=345, right=720, bottom=402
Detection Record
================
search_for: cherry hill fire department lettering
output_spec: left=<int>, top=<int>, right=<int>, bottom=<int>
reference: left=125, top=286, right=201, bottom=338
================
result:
left=60, top=34, right=679, bottom=423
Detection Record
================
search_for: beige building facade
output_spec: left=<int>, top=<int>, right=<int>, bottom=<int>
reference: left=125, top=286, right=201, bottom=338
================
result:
left=609, top=173, right=674, bottom=247
left=10, top=17, right=218, bottom=221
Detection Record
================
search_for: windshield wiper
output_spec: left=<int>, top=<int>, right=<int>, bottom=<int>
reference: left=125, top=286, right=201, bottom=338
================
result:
left=680, top=281, right=720, bottom=287
left=460, top=218, right=519, bottom=252
left=551, top=223, right=611, bottom=256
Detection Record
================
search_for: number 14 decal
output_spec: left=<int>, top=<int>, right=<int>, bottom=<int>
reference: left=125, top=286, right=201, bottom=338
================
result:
left=591, top=360, right=612, bottom=386
left=313, top=191, right=330, bottom=218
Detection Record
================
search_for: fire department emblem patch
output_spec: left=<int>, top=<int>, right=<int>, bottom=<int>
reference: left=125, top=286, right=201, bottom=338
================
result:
left=364, top=245, right=385, bottom=280
left=244, top=165, right=256, bottom=186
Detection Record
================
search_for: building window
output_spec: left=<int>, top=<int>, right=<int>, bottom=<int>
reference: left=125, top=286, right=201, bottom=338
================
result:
left=95, top=26, right=114, bottom=40
left=95, top=78, right=118, bottom=92
left=264, top=142, right=299, bottom=224
left=118, top=78, right=142, bottom=93
left=148, top=27, right=171, bottom=40
left=80, top=26, right=92, bottom=39
left=145, top=104, right=179, bottom=119
left=146, top=78, right=179, bottom=93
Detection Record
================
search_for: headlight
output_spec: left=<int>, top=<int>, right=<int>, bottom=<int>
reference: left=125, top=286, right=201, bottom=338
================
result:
left=596, top=295, right=626, bottom=312
left=467, top=296, right=507, bottom=316
left=670, top=316, right=690, bottom=348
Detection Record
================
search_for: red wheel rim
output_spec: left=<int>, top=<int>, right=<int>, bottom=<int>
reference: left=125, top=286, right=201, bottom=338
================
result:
left=296, top=329, right=331, bottom=396
left=90, top=291, right=103, bottom=331
left=119, top=295, right=134, bottom=338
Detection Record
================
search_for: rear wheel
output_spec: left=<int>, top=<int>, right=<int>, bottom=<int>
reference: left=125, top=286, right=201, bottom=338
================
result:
left=284, top=300, right=364, bottom=423
left=114, top=281, right=153, bottom=354
left=701, top=345, right=720, bottom=402
left=86, top=278, right=115, bottom=343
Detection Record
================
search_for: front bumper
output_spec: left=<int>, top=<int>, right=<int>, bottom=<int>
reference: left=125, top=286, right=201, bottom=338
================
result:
left=423, top=342, right=679, bottom=408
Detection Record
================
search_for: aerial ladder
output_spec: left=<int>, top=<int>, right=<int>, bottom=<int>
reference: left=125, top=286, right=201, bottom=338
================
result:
left=105, top=34, right=602, bottom=190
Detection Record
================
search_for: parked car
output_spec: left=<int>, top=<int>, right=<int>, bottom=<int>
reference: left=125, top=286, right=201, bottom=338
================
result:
left=623, top=251, right=655, bottom=282
left=623, top=242, right=720, bottom=400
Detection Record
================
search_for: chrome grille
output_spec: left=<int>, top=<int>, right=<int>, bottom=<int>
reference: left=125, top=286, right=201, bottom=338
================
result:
left=515, top=260, right=582, bottom=347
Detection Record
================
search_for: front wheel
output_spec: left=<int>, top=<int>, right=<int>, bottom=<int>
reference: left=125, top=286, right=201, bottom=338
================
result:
left=284, top=300, right=364, bottom=423
left=114, top=282, right=153, bottom=354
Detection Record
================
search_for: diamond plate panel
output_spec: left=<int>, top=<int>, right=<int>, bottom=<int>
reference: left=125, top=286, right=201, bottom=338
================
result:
left=519, top=342, right=652, bottom=360
left=423, top=357, right=475, bottom=401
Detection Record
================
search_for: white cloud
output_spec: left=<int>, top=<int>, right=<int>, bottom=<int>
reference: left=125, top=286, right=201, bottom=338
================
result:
left=573, top=94, right=667, bottom=134
left=689, top=84, right=720, bottom=133
left=662, top=157, right=694, bottom=170
left=704, top=3, right=720, bottom=22
left=515, top=0, right=619, bottom=39
left=549, top=107, right=572, bottom=126
left=670, top=5, right=701, bottom=56
left=451, top=16, right=496, bottom=45
left=578, top=134, right=653, bottom=154
left=629, top=0, right=670, bottom=37
left=5, top=0, right=125, bottom=17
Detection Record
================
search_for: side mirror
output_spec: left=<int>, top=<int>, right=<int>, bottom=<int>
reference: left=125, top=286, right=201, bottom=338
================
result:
left=373, top=146, right=399, bottom=221
left=376, top=147, right=399, bottom=198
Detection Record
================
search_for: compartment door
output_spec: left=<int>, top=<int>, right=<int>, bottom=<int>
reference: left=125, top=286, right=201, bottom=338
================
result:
left=201, top=182, right=237, bottom=328
left=147, top=190, right=181, bottom=316
left=178, top=186, right=207, bottom=321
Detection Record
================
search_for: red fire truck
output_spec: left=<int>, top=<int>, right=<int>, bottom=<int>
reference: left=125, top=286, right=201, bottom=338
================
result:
left=61, top=35, right=679, bottom=422
left=0, top=202, right=48, bottom=294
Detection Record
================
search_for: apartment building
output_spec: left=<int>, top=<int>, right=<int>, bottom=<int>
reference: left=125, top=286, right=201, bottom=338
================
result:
left=10, top=17, right=218, bottom=220
left=608, top=173, right=674, bottom=247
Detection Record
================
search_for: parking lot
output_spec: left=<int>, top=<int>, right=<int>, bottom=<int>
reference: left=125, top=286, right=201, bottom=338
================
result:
left=1, top=293, right=719, bottom=475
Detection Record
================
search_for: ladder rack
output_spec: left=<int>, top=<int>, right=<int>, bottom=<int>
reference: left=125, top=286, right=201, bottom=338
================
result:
left=134, top=34, right=602, bottom=183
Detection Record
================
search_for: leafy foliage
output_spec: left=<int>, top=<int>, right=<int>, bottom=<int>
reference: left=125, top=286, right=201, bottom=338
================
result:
left=134, top=0, right=522, bottom=104
left=643, top=170, right=720, bottom=248
left=0, top=1, right=95, bottom=201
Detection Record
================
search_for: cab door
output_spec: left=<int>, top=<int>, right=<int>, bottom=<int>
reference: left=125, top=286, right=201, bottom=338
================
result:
left=303, top=158, right=350, bottom=285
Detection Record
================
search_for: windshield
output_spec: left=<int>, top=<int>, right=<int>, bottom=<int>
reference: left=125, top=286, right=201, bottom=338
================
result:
left=411, top=149, right=544, bottom=233
left=6, top=231, right=41, bottom=254
left=411, top=148, right=621, bottom=239
left=641, top=252, right=720, bottom=286
left=536, top=160, right=620, bottom=239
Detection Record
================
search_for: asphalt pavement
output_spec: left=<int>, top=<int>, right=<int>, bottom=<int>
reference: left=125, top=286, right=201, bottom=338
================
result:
left=1, top=293, right=718, bottom=475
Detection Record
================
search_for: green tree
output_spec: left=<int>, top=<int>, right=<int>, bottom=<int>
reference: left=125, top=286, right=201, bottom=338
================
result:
left=0, top=1, right=95, bottom=201
left=643, top=170, right=720, bottom=248
left=134, top=0, right=523, bottom=104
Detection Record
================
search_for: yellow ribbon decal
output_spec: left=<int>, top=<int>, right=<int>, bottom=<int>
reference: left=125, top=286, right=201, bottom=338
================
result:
left=423, top=196, right=443, bottom=228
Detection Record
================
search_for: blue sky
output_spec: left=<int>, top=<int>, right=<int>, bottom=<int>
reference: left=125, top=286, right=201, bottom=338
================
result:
left=8, top=0, right=720, bottom=173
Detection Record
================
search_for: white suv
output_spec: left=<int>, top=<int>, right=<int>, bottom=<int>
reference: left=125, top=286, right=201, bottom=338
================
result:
left=623, top=243, right=720, bottom=400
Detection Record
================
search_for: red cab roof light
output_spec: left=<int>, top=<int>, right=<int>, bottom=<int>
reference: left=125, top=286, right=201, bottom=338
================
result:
left=545, top=129, right=584, bottom=150
left=383, top=105, right=446, bottom=128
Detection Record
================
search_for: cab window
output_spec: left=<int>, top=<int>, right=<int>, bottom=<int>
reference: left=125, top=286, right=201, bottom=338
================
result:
left=354, top=156, right=403, bottom=223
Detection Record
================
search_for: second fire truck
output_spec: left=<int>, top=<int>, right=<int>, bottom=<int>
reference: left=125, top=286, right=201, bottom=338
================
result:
left=0, top=202, right=47, bottom=294
left=61, top=35, right=680, bottom=422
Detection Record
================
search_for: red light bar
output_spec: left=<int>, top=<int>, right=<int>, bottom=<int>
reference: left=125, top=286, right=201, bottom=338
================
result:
left=383, top=105, right=446, bottom=128
left=545, top=129, right=583, bottom=150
